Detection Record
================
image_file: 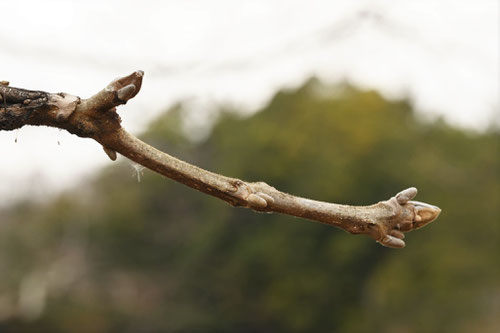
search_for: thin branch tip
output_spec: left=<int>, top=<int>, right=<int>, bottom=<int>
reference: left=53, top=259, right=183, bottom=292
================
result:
left=372, top=188, right=441, bottom=248
left=107, top=70, right=144, bottom=96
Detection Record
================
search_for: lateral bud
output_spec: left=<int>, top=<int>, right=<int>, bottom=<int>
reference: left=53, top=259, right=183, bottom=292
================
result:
left=103, top=146, right=117, bottom=161
left=117, top=84, right=136, bottom=101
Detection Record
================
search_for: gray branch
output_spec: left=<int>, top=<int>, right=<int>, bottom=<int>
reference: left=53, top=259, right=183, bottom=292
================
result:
left=0, top=71, right=441, bottom=248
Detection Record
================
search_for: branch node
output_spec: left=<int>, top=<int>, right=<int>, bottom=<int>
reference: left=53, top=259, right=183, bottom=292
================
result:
left=228, top=181, right=275, bottom=209
left=48, top=93, right=80, bottom=122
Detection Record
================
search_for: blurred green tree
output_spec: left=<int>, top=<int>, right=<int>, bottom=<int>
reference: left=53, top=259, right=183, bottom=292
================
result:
left=0, top=79, right=498, bottom=332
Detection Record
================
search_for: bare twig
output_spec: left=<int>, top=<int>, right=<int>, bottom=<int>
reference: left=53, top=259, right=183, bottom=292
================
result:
left=0, top=71, right=441, bottom=248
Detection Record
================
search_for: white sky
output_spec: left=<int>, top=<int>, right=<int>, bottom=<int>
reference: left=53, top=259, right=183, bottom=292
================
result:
left=0, top=0, right=498, bottom=204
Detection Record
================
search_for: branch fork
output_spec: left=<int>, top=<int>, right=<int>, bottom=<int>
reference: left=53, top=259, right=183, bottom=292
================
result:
left=0, top=71, right=441, bottom=248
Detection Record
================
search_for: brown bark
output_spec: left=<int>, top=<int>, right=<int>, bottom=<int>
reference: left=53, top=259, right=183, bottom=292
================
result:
left=0, top=72, right=441, bottom=248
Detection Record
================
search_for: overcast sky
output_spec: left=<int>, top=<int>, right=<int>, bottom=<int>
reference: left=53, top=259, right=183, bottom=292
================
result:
left=0, top=0, right=498, bottom=204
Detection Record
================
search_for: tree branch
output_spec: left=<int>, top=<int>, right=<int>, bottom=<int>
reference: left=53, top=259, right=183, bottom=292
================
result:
left=0, top=71, right=441, bottom=248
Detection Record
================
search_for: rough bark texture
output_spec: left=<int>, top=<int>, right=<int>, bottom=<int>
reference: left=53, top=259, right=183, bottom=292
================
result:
left=0, top=72, right=441, bottom=248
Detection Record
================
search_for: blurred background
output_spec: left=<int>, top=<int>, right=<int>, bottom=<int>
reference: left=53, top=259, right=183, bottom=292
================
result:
left=0, top=0, right=498, bottom=332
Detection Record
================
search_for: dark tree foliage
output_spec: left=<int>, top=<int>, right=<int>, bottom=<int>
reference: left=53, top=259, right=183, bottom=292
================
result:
left=0, top=80, right=498, bottom=332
